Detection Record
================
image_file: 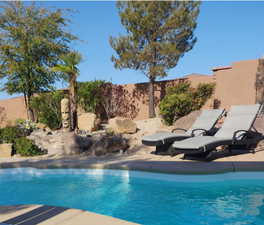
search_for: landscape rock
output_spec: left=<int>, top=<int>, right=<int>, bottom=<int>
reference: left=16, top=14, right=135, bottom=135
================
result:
left=35, top=123, right=51, bottom=132
left=173, top=110, right=201, bottom=131
left=135, top=117, right=164, bottom=133
left=0, top=143, right=13, bottom=157
left=28, top=130, right=92, bottom=156
left=108, top=117, right=137, bottom=134
left=121, top=117, right=170, bottom=149
left=90, top=135, right=129, bottom=156
left=36, top=123, right=47, bottom=130
left=254, top=116, right=264, bottom=134
left=78, top=112, right=98, bottom=132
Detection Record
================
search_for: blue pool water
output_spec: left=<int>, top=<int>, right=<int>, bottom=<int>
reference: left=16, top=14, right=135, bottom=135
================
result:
left=1, top=169, right=264, bottom=225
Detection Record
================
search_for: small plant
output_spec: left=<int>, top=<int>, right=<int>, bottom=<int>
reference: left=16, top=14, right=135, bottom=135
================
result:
left=77, top=80, right=106, bottom=115
left=30, top=91, right=64, bottom=130
left=159, top=81, right=215, bottom=125
left=0, top=127, right=21, bottom=144
left=14, top=137, right=43, bottom=156
left=15, top=119, right=36, bottom=135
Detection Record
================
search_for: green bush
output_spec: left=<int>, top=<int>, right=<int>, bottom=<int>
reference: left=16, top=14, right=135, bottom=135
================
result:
left=0, top=126, right=24, bottom=143
left=14, top=137, right=42, bottom=156
left=30, top=91, right=64, bottom=130
left=77, top=80, right=106, bottom=114
left=159, top=81, right=215, bottom=125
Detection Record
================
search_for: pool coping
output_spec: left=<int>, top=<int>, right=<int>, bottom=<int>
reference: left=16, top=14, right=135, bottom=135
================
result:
left=0, top=204, right=138, bottom=225
left=1, top=157, right=264, bottom=174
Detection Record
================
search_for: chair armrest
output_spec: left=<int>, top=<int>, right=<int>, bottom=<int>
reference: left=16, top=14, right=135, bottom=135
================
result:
left=171, top=128, right=187, bottom=133
left=232, top=130, right=249, bottom=143
left=191, top=128, right=207, bottom=137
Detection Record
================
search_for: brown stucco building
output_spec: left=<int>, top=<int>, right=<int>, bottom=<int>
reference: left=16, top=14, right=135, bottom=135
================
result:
left=0, top=58, right=262, bottom=126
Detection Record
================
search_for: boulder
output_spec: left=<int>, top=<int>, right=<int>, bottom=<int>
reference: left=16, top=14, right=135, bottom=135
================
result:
left=28, top=130, right=92, bottom=156
left=173, top=110, right=201, bottom=132
left=78, top=113, right=98, bottom=132
left=135, top=117, right=164, bottom=133
left=254, top=117, right=264, bottom=134
left=0, top=143, right=12, bottom=157
left=36, top=123, right=47, bottom=130
left=35, top=123, right=51, bottom=132
left=108, top=117, right=137, bottom=134
left=91, top=135, right=129, bottom=156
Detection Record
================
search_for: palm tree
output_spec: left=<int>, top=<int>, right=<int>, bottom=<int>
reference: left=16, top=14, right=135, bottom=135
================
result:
left=52, top=51, right=82, bottom=130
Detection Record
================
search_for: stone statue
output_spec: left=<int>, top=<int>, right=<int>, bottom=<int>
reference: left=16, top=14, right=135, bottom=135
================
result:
left=61, top=98, right=71, bottom=131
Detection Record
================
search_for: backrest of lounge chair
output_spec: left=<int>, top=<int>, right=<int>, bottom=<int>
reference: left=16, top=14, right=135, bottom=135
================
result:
left=185, top=109, right=224, bottom=135
left=215, top=104, right=261, bottom=138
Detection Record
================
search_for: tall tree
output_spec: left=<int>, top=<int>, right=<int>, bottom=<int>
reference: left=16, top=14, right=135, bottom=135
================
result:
left=110, top=1, right=200, bottom=118
left=0, top=2, right=76, bottom=120
left=52, top=51, right=82, bottom=130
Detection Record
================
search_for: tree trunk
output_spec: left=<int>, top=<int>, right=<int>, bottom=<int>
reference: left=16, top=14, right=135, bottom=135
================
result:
left=69, top=75, right=77, bottom=130
left=24, top=94, right=35, bottom=121
left=148, top=78, right=156, bottom=118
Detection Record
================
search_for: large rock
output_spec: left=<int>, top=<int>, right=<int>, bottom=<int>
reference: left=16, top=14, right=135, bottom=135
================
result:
left=173, top=110, right=201, bottom=131
left=108, top=117, right=137, bottom=134
left=125, top=118, right=167, bottom=148
left=91, top=135, right=129, bottom=156
left=28, top=130, right=92, bottom=156
left=35, top=123, right=51, bottom=132
left=78, top=113, right=98, bottom=132
left=254, top=116, right=264, bottom=134
left=0, top=143, right=12, bottom=157
left=135, top=117, right=164, bottom=133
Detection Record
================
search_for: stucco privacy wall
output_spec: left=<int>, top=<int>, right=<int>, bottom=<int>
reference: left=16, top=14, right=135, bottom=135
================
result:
left=213, top=59, right=258, bottom=110
left=0, top=59, right=259, bottom=125
left=112, top=74, right=215, bottom=120
left=0, top=96, right=27, bottom=127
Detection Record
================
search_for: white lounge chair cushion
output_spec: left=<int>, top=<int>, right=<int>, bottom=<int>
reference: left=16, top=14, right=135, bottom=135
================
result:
left=172, top=136, right=230, bottom=149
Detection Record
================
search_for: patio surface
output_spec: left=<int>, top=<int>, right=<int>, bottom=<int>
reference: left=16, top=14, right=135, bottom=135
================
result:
left=0, top=145, right=264, bottom=174
left=0, top=205, right=138, bottom=225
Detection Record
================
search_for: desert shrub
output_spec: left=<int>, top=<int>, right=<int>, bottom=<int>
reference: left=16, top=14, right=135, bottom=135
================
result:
left=0, top=124, right=33, bottom=144
left=77, top=80, right=106, bottom=114
left=0, top=127, right=18, bottom=143
left=14, top=137, right=42, bottom=156
left=0, top=126, right=23, bottom=143
left=30, top=91, right=64, bottom=130
left=159, top=81, right=215, bottom=125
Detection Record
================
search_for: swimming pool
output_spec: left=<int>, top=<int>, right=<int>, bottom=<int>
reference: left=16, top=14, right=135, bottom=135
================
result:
left=0, top=168, right=264, bottom=225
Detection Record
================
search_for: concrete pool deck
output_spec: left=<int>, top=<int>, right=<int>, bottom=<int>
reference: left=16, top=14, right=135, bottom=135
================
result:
left=0, top=205, right=138, bottom=225
left=0, top=145, right=264, bottom=174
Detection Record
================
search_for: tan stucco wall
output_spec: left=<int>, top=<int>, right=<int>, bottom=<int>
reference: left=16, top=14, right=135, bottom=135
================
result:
left=214, top=59, right=258, bottom=110
left=117, top=74, right=215, bottom=120
left=0, top=96, right=27, bottom=127
left=0, top=59, right=259, bottom=125
left=119, top=79, right=183, bottom=120
left=184, top=74, right=216, bottom=110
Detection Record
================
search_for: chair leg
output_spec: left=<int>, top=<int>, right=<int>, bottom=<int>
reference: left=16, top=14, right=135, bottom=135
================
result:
left=183, top=151, right=210, bottom=160
left=155, top=143, right=171, bottom=155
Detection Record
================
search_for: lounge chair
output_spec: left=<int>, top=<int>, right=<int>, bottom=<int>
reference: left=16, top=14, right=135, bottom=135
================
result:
left=142, top=109, right=225, bottom=154
left=171, top=104, right=263, bottom=159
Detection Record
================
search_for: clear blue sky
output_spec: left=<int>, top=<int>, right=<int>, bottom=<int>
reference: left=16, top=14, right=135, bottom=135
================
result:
left=1, top=1, right=264, bottom=99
